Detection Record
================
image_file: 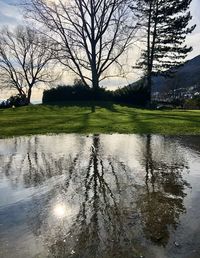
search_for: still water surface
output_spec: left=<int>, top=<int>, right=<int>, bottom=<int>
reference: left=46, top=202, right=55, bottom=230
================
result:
left=0, top=134, right=200, bottom=258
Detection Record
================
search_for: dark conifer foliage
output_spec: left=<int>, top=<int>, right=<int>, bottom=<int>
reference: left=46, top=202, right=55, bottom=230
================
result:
left=132, top=0, right=196, bottom=102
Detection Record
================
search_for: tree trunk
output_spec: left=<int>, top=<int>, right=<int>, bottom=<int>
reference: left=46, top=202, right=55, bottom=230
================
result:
left=92, top=71, right=99, bottom=99
left=90, top=4, right=99, bottom=100
left=147, top=0, right=158, bottom=106
left=146, top=1, right=153, bottom=106
left=147, top=73, right=152, bottom=104
left=27, top=87, right=32, bottom=104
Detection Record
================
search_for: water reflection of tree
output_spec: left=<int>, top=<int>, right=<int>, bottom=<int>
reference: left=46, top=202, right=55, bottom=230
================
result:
left=44, top=135, right=140, bottom=258
left=0, top=134, right=192, bottom=257
left=0, top=136, right=80, bottom=188
left=137, top=135, right=190, bottom=246
left=0, top=135, right=142, bottom=257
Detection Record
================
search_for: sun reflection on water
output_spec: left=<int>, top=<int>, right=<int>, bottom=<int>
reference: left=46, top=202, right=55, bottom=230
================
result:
left=53, top=203, right=69, bottom=219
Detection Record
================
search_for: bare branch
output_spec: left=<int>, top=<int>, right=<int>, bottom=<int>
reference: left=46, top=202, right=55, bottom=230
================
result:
left=23, top=0, right=139, bottom=92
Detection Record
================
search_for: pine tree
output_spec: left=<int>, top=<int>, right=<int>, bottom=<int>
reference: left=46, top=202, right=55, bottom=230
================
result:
left=133, top=0, right=196, bottom=102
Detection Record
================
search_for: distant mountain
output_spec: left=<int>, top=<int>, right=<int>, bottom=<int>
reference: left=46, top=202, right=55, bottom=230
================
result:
left=152, top=55, right=200, bottom=92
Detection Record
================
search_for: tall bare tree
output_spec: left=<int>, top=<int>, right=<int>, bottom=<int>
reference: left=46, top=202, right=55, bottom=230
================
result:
left=0, top=25, right=56, bottom=103
left=23, top=0, right=139, bottom=95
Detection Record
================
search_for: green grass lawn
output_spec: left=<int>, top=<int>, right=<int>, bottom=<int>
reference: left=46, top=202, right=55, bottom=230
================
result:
left=0, top=102, right=200, bottom=138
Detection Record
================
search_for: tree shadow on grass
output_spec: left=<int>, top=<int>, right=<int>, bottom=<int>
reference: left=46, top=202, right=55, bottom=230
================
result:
left=112, top=105, right=200, bottom=124
left=139, top=113, right=200, bottom=124
left=44, top=101, right=118, bottom=113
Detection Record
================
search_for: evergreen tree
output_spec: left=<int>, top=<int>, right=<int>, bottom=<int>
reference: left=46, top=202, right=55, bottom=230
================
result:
left=133, top=0, right=196, bottom=102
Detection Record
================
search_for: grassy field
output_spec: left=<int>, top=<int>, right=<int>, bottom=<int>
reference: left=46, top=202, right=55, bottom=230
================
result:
left=0, top=102, right=200, bottom=138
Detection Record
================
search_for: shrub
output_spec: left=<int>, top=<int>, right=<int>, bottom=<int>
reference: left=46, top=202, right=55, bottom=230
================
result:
left=42, top=80, right=149, bottom=106
left=43, top=83, right=93, bottom=103
left=184, top=96, right=200, bottom=109
left=0, top=94, right=28, bottom=109
left=113, top=81, right=148, bottom=106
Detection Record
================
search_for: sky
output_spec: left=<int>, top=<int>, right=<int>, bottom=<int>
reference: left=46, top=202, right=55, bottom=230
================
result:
left=0, top=0, right=199, bottom=100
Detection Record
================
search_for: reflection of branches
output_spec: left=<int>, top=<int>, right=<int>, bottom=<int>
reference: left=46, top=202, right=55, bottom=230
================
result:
left=138, top=135, right=190, bottom=246
left=23, top=135, right=142, bottom=258
left=0, top=135, right=138, bottom=257
left=28, top=154, right=80, bottom=240
left=0, top=136, right=80, bottom=188
left=47, top=135, right=135, bottom=258
left=0, top=134, right=192, bottom=257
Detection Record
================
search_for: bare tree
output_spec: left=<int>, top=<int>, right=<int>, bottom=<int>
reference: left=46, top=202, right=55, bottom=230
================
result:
left=23, top=0, right=139, bottom=95
left=0, top=25, right=56, bottom=104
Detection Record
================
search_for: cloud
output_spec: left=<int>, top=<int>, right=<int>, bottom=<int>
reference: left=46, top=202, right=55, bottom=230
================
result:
left=184, top=0, right=200, bottom=59
left=0, top=0, right=23, bottom=27
left=186, top=32, right=200, bottom=59
left=191, top=0, right=200, bottom=29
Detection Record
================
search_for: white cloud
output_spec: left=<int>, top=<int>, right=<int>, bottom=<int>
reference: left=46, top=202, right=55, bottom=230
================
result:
left=190, top=0, right=200, bottom=33
left=186, top=32, right=200, bottom=59
left=0, top=0, right=23, bottom=27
